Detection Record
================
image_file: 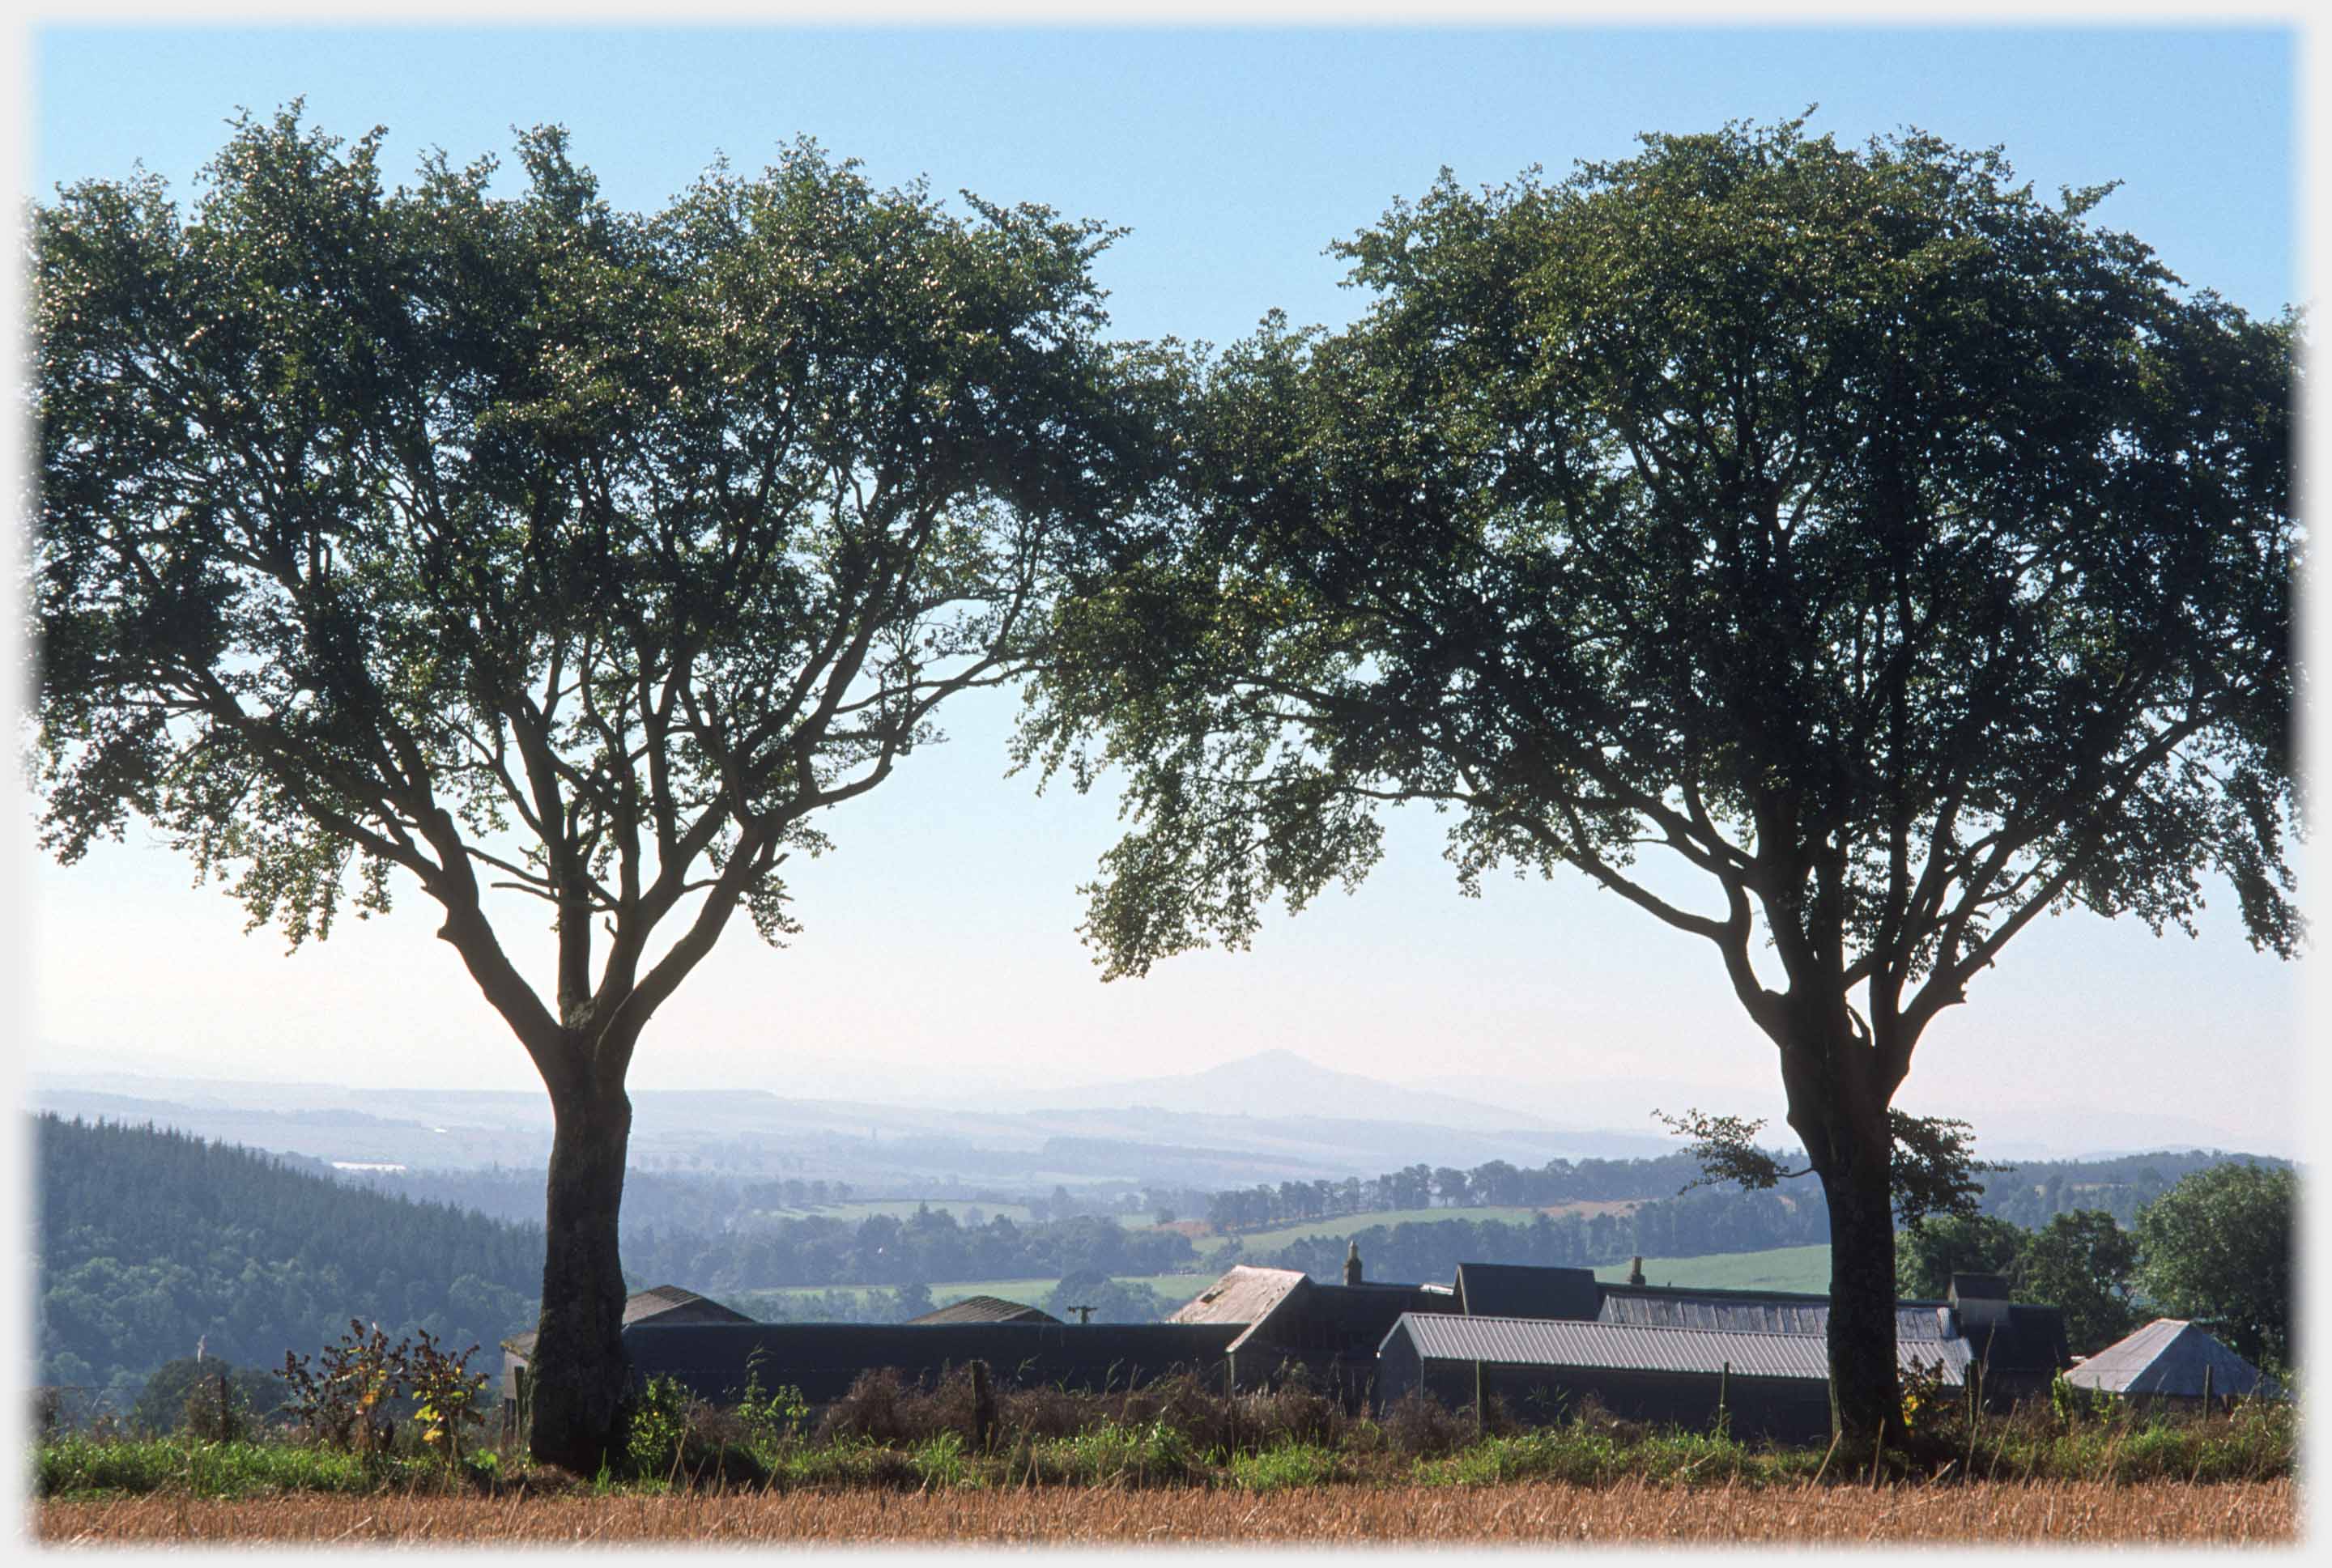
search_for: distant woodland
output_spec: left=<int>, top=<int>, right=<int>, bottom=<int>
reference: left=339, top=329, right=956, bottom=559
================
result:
left=34, top=1114, right=2275, bottom=1404
left=33, top=1116, right=540, bottom=1398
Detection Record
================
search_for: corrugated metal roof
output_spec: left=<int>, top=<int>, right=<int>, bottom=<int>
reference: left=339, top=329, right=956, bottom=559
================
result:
left=1385, top=1313, right=1969, bottom=1384
left=906, top=1295, right=1060, bottom=1325
left=2062, top=1319, right=2282, bottom=1399
left=1598, top=1294, right=1953, bottom=1342
left=1168, top=1265, right=1308, bottom=1325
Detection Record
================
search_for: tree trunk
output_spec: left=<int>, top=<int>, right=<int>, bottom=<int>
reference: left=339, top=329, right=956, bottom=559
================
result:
left=1817, top=1121, right=1906, bottom=1452
left=526, top=1080, right=633, bottom=1472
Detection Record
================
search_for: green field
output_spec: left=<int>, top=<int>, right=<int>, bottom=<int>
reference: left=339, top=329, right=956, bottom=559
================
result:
left=1592, top=1244, right=1832, bottom=1294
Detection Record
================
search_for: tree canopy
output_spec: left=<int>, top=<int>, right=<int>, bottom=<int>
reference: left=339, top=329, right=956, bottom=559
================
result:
left=33, top=107, right=1168, bottom=1468
left=1024, top=117, right=2300, bottom=1443
left=2135, top=1160, right=2294, bottom=1370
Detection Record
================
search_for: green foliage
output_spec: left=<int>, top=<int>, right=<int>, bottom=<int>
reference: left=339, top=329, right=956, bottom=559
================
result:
left=1042, top=1270, right=1172, bottom=1324
left=1227, top=1438, right=1342, bottom=1489
left=1896, top=1214, right=2028, bottom=1299
left=277, top=1320, right=410, bottom=1455
left=36, top=1385, right=2296, bottom=1498
left=621, top=1375, right=694, bottom=1482
left=1658, top=1108, right=2004, bottom=1226
left=2134, top=1162, right=2294, bottom=1370
left=406, top=1330, right=492, bottom=1466
left=734, top=1353, right=811, bottom=1449
left=2017, top=1211, right=2141, bottom=1357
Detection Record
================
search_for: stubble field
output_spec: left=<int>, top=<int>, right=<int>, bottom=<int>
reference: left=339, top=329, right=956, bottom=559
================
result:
left=36, top=1477, right=2299, bottom=1545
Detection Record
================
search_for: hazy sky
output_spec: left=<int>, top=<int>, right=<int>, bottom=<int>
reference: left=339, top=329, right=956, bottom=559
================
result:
left=18, top=22, right=2310, bottom=1154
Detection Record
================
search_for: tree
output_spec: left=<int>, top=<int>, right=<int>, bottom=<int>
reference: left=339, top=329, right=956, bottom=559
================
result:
left=2016, top=1209, right=2139, bottom=1357
left=1893, top=1213, right=2027, bottom=1301
left=1044, top=1271, right=1167, bottom=1324
left=2135, top=1162, right=2294, bottom=1370
left=130, top=1357, right=279, bottom=1437
left=34, top=110, right=1163, bottom=1468
left=1025, top=119, right=2300, bottom=1445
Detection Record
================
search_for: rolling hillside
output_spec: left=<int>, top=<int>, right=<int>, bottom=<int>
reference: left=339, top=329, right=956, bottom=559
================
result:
left=33, top=1115, right=543, bottom=1397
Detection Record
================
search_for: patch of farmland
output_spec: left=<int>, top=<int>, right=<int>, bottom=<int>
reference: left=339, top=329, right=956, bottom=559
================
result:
left=36, top=1480, right=2296, bottom=1545
left=1594, top=1243, right=1833, bottom=1294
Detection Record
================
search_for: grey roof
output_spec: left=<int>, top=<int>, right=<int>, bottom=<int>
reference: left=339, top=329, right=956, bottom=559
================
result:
left=1168, top=1265, right=1309, bottom=1325
left=906, top=1295, right=1060, bottom=1325
left=1598, top=1292, right=1954, bottom=1342
left=1455, top=1263, right=1601, bottom=1321
left=504, top=1284, right=751, bottom=1356
left=2062, top=1319, right=2283, bottom=1399
left=1385, top=1313, right=1971, bottom=1385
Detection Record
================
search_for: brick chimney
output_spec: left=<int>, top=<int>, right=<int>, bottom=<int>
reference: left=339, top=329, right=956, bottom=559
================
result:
left=1344, top=1239, right=1364, bottom=1286
left=1628, top=1256, right=1645, bottom=1286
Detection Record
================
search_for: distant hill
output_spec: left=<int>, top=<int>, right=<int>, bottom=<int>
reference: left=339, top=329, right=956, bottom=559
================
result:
left=32, top=1115, right=543, bottom=1399
left=1019, top=1048, right=1574, bottom=1134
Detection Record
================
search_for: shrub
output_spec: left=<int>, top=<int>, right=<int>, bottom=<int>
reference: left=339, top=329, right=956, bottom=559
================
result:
left=1381, top=1393, right=1473, bottom=1459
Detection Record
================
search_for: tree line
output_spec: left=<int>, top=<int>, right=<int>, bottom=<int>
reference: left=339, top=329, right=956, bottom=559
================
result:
left=621, top=1206, right=1200, bottom=1295
left=1206, top=1146, right=2257, bottom=1236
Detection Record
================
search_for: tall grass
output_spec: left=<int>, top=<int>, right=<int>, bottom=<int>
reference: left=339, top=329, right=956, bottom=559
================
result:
left=35, top=1379, right=2295, bottom=1500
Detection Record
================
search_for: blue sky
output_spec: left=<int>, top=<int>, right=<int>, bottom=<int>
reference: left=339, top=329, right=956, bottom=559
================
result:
left=19, top=23, right=2309, bottom=1154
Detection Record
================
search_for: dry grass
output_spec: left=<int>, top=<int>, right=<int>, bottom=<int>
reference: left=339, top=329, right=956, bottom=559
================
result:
left=36, top=1477, right=2296, bottom=1545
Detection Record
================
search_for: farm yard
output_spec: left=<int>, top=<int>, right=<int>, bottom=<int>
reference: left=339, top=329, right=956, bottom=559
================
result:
left=34, top=1478, right=2298, bottom=1545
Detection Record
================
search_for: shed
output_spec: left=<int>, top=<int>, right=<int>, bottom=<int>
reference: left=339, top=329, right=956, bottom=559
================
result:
left=2062, top=1319, right=2283, bottom=1405
left=1376, top=1312, right=1971, bottom=1443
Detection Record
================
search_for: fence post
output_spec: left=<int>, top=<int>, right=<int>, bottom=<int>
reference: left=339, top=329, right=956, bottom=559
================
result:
left=2201, top=1363, right=2214, bottom=1415
left=1717, top=1360, right=1730, bottom=1430
left=1474, top=1360, right=1486, bottom=1433
left=971, top=1359, right=995, bottom=1453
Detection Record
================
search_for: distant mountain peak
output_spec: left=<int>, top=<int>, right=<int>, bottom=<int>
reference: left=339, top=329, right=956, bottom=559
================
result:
left=1021, top=1047, right=1559, bottom=1133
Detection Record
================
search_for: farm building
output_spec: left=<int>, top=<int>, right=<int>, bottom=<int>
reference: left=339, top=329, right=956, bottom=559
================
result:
left=1168, top=1243, right=1451, bottom=1401
left=500, top=1284, right=751, bottom=1403
left=1164, top=1253, right=2068, bottom=1422
left=1376, top=1312, right=1972, bottom=1444
left=618, top=1319, right=1240, bottom=1407
left=2062, top=1319, right=2284, bottom=1409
